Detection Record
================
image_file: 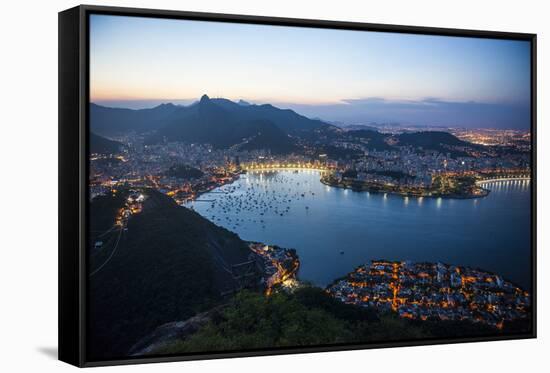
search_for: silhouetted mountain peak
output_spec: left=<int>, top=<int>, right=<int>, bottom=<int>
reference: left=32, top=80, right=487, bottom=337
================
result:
left=91, top=96, right=337, bottom=152
left=157, top=103, right=176, bottom=109
left=237, top=99, right=251, bottom=106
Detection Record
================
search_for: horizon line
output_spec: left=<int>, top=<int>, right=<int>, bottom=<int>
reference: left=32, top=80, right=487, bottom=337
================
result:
left=89, top=100, right=530, bottom=132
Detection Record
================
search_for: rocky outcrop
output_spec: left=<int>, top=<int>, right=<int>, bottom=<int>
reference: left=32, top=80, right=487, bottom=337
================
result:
left=128, top=309, right=218, bottom=356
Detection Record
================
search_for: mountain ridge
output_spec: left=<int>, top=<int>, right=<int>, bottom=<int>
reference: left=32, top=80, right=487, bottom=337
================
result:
left=91, top=95, right=334, bottom=154
left=90, top=96, right=477, bottom=157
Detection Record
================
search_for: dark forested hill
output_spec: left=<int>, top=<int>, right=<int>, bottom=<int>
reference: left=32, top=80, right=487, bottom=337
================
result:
left=165, top=164, right=204, bottom=179
left=345, top=129, right=394, bottom=151
left=89, top=132, right=125, bottom=154
left=396, top=131, right=472, bottom=155
left=236, top=119, right=297, bottom=154
left=88, top=189, right=259, bottom=359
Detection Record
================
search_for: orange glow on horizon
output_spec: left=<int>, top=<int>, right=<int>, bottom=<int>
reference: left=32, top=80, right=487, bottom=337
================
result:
left=90, top=89, right=354, bottom=107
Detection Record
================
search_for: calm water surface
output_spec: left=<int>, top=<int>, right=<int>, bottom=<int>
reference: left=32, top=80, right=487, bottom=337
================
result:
left=186, top=170, right=531, bottom=289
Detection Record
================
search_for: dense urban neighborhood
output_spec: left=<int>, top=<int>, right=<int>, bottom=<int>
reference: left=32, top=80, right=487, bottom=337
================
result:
left=89, top=97, right=530, bottom=205
left=327, top=260, right=531, bottom=328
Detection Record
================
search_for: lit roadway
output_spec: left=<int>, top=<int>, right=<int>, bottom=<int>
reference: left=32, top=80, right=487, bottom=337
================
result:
left=241, top=164, right=331, bottom=172
left=476, top=176, right=531, bottom=185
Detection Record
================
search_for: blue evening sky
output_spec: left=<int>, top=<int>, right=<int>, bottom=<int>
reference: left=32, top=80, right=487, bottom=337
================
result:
left=90, top=15, right=531, bottom=129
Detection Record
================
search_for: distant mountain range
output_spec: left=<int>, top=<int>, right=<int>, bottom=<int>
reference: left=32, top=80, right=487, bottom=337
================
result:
left=90, top=95, right=480, bottom=157
left=91, top=95, right=337, bottom=154
left=90, top=102, right=180, bottom=134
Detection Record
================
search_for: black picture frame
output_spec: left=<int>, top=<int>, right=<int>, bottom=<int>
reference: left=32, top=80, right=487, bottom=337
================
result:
left=59, top=4, right=537, bottom=367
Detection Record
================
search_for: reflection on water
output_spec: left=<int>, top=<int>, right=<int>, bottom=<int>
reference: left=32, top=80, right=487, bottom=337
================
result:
left=187, top=170, right=531, bottom=289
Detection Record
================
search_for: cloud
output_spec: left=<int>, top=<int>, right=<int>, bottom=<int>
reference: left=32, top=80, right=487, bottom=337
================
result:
left=279, top=97, right=530, bottom=129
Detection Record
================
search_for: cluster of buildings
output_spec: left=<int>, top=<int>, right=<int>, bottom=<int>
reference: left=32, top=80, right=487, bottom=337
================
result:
left=89, top=136, right=333, bottom=205
left=322, top=144, right=530, bottom=197
left=327, top=260, right=531, bottom=329
left=249, top=243, right=300, bottom=295
left=451, top=128, right=531, bottom=150
left=113, top=190, right=146, bottom=227
left=89, top=127, right=530, bottom=204
left=330, top=143, right=528, bottom=189
left=93, top=190, right=146, bottom=252
left=89, top=136, right=258, bottom=203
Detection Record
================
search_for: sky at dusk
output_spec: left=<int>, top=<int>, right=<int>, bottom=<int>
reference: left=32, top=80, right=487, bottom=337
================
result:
left=90, top=14, right=532, bottom=129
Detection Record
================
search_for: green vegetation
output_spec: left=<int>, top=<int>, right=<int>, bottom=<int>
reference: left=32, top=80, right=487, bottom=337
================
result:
left=155, top=288, right=433, bottom=354
left=154, top=285, right=511, bottom=355
left=431, top=174, right=483, bottom=197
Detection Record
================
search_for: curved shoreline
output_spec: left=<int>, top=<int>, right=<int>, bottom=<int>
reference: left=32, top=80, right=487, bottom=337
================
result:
left=319, top=176, right=490, bottom=200
left=189, top=169, right=530, bottom=204
left=325, top=259, right=530, bottom=328
left=189, top=168, right=530, bottom=291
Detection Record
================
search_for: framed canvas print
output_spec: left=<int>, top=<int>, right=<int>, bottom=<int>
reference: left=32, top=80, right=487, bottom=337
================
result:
left=58, top=5, right=536, bottom=367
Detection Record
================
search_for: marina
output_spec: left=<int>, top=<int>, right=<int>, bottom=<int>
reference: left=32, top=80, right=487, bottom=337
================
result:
left=187, top=169, right=531, bottom=289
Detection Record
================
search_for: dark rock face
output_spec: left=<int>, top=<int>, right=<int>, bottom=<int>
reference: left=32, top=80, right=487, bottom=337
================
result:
left=128, top=309, right=216, bottom=356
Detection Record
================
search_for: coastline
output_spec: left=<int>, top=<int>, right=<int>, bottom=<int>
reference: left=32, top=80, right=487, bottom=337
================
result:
left=186, top=169, right=488, bottom=205
left=325, top=259, right=531, bottom=328
left=319, top=175, right=490, bottom=200
left=183, top=169, right=531, bottom=204
left=180, top=170, right=244, bottom=205
left=248, top=242, right=301, bottom=295
left=186, top=168, right=530, bottom=291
